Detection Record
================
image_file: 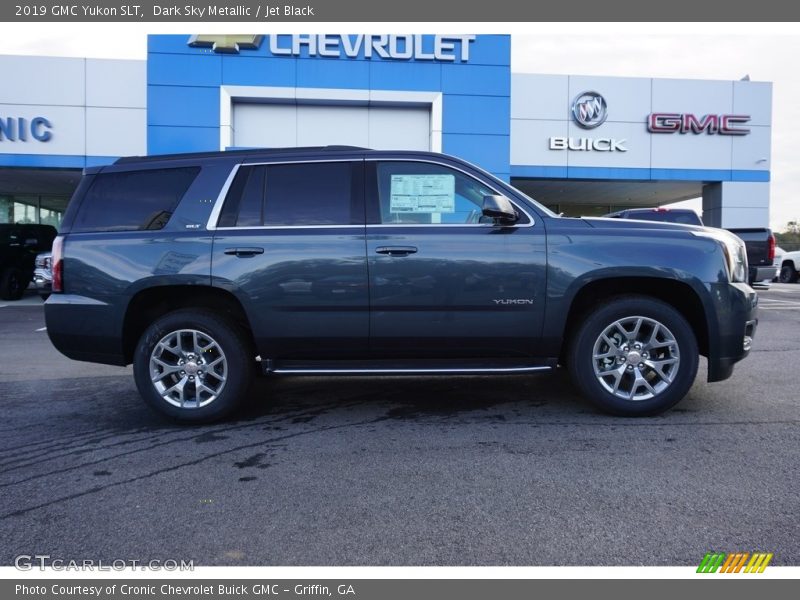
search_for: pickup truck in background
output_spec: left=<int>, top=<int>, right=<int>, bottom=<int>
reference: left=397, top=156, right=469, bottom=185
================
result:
left=0, top=224, right=57, bottom=300
left=726, top=228, right=778, bottom=287
left=778, top=248, right=800, bottom=283
left=603, top=209, right=777, bottom=287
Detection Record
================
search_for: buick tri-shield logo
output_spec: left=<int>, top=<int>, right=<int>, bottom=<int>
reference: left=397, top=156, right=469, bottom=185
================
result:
left=572, top=91, right=608, bottom=129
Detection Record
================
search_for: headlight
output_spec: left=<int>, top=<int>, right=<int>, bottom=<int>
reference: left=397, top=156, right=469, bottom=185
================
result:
left=691, top=229, right=748, bottom=283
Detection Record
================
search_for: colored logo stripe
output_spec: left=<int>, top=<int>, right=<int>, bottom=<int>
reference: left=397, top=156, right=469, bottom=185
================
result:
left=697, top=553, right=726, bottom=573
left=697, top=552, right=773, bottom=573
left=745, top=553, right=773, bottom=573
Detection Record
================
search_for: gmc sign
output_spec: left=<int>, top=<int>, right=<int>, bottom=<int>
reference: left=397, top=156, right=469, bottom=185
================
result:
left=647, top=113, right=751, bottom=135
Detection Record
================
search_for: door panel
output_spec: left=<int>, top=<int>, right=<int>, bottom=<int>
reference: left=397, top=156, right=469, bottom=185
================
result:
left=213, top=228, right=368, bottom=358
left=211, top=160, right=368, bottom=358
left=366, top=160, right=547, bottom=358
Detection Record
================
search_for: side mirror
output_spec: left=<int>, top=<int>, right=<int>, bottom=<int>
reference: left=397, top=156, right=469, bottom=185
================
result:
left=482, top=195, right=518, bottom=223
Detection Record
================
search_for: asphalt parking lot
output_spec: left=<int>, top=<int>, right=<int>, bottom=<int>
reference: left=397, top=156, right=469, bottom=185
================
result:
left=0, top=285, right=798, bottom=566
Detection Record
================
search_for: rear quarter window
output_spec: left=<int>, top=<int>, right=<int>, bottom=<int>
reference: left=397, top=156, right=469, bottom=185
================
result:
left=72, top=167, right=200, bottom=232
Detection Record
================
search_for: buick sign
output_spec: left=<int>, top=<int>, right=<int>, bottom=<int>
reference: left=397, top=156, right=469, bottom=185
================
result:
left=572, top=92, right=608, bottom=129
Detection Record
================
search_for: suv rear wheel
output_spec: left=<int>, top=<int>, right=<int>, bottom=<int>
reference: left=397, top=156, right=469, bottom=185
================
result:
left=567, top=296, right=699, bottom=417
left=133, top=309, right=254, bottom=422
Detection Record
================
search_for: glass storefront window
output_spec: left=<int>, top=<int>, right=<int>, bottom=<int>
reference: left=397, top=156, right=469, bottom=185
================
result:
left=0, top=194, right=69, bottom=227
left=39, top=196, right=69, bottom=227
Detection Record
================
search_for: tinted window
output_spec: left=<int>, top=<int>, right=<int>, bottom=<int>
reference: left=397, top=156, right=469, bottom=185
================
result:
left=265, top=162, right=355, bottom=226
left=219, top=162, right=358, bottom=227
left=375, top=162, right=515, bottom=225
left=73, top=167, right=199, bottom=232
left=236, top=167, right=266, bottom=227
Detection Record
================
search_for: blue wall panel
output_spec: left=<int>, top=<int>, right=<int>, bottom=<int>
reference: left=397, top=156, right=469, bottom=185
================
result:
left=442, top=95, right=510, bottom=136
left=462, top=35, right=511, bottom=66
left=369, top=61, right=442, bottom=92
left=148, top=34, right=513, bottom=176
left=148, top=53, right=221, bottom=86
left=296, top=58, right=370, bottom=89
left=510, top=165, right=771, bottom=183
left=147, top=86, right=220, bottom=128
left=442, top=133, right=510, bottom=175
left=441, top=64, right=510, bottom=96
left=0, top=154, right=116, bottom=168
left=221, top=57, right=297, bottom=87
left=148, top=126, right=219, bottom=155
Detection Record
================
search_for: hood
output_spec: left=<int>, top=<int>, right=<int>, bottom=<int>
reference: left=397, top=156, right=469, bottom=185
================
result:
left=581, top=216, right=707, bottom=233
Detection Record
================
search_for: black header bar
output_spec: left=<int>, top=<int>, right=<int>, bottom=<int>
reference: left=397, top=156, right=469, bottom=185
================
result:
left=3, top=0, right=800, bottom=21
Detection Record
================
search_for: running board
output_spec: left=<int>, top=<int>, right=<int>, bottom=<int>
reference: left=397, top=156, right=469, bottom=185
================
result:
left=261, top=358, right=556, bottom=376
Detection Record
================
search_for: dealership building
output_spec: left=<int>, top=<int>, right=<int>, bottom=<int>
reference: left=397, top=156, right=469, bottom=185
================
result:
left=0, top=34, right=772, bottom=228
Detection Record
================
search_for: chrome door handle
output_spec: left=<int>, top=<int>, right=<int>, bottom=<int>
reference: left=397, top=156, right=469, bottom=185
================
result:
left=224, top=247, right=264, bottom=257
left=375, top=246, right=418, bottom=256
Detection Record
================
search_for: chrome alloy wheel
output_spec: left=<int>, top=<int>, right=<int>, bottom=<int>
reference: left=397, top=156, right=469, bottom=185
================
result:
left=149, top=329, right=227, bottom=408
left=592, top=316, right=680, bottom=402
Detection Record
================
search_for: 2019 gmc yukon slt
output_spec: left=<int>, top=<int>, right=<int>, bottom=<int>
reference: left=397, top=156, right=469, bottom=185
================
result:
left=45, top=147, right=758, bottom=422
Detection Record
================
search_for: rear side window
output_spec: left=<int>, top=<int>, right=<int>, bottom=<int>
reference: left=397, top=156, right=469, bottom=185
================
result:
left=218, top=162, right=359, bottom=227
left=72, top=167, right=200, bottom=232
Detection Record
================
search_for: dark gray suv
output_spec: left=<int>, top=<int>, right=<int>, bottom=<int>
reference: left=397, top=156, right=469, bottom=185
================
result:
left=45, top=147, right=758, bottom=422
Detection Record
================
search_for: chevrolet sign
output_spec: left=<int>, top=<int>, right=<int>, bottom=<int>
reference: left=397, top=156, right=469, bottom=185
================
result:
left=189, top=34, right=477, bottom=62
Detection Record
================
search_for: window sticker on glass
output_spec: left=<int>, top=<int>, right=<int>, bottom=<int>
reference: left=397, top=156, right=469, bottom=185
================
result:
left=389, top=174, right=455, bottom=214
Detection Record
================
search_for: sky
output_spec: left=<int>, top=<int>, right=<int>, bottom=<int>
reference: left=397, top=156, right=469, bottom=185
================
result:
left=0, top=29, right=796, bottom=232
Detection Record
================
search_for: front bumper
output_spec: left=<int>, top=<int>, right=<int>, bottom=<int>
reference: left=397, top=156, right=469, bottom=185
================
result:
left=33, top=269, right=51, bottom=296
left=707, top=282, right=758, bottom=382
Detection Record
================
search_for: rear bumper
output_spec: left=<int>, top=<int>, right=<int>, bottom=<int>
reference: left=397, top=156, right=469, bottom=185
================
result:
left=44, top=294, right=126, bottom=366
left=707, top=282, right=758, bottom=382
left=751, top=265, right=778, bottom=283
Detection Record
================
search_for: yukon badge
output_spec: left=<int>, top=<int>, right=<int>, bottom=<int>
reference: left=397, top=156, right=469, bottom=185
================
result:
left=493, top=299, right=535, bottom=305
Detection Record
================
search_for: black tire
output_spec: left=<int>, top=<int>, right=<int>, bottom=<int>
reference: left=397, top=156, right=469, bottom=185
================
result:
left=0, top=267, right=26, bottom=301
left=133, top=309, right=254, bottom=423
left=567, top=295, right=699, bottom=417
left=779, top=263, right=799, bottom=284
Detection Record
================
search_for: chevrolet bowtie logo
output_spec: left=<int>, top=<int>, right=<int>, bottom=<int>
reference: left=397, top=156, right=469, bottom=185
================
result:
left=188, top=35, right=263, bottom=53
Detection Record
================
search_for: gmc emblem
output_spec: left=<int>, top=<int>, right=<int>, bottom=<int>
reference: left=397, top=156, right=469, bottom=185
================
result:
left=647, top=113, right=751, bottom=135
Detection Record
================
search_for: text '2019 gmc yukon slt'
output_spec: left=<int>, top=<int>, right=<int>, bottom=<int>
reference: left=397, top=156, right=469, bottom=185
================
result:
left=45, top=147, right=758, bottom=422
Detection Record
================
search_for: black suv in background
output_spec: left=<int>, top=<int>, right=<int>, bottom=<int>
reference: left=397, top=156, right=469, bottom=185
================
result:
left=46, top=147, right=758, bottom=422
left=0, top=224, right=57, bottom=300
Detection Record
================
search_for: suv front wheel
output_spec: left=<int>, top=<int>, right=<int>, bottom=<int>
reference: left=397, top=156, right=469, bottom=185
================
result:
left=567, top=296, right=699, bottom=417
left=133, top=309, right=254, bottom=422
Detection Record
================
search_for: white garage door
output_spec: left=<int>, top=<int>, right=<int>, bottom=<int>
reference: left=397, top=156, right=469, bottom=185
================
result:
left=232, top=103, right=431, bottom=151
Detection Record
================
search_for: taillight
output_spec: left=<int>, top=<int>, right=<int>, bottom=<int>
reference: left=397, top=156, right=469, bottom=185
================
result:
left=52, top=236, right=64, bottom=293
left=768, top=233, right=776, bottom=262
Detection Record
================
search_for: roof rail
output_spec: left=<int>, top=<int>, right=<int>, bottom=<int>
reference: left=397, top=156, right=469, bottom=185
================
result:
left=114, top=145, right=371, bottom=165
